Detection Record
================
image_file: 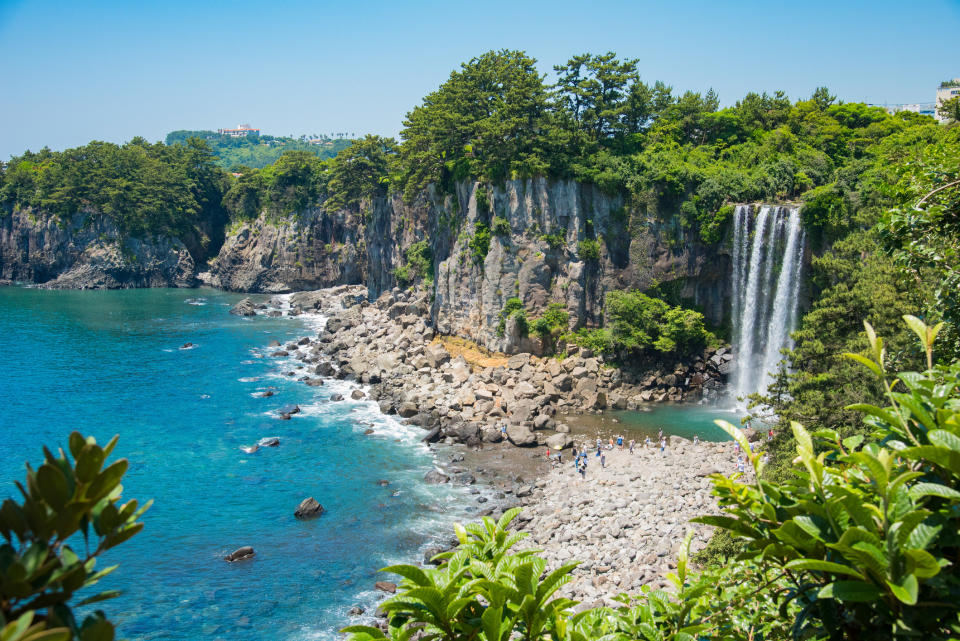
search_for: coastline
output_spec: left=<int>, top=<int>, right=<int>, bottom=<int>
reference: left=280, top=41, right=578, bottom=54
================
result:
left=250, top=284, right=748, bottom=630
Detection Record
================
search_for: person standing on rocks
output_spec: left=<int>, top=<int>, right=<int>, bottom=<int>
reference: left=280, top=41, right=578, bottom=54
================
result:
left=693, top=435, right=700, bottom=445
left=660, top=437, right=666, bottom=454
left=601, top=452, right=606, bottom=469
left=616, top=435, right=624, bottom=450
left=628, top=438, right=635, bottom=454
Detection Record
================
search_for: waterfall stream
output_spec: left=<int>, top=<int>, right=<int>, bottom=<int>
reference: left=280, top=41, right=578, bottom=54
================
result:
left=729, top=205, right=806, bottom=403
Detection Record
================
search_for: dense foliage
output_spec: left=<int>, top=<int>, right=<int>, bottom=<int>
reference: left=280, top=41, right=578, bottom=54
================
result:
left=165, top=130, right=353, bottom=169
left=564, top=290, right=715, bottom=358
left=0, top=138, right=228, bottom=247
left=347, top=319, right=960, bottom=641
left=1, top=433, right=148, bottom=641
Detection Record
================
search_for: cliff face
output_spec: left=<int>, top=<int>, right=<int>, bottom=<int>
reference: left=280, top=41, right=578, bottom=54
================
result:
left=199, top=208, right=367, bottom=293
left=428, top=179, right=730, bottom=353
left=0, top=209, right=196, bottom=289
left=2, top=179, right=736, bottom=352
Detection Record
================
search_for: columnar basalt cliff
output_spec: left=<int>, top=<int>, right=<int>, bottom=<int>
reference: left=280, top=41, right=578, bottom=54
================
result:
left=1, top=179, right=765, bottom=352
left=0, top=208, right=196, bottom=289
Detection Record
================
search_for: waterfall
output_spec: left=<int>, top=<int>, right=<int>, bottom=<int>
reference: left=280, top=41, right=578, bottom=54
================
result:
left=729, top=205, right=805, bottom=403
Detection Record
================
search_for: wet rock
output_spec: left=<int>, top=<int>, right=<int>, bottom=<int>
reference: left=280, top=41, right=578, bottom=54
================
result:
left=224, top=546, right=255, bottom=562
left=424, top=469, right=450, bottom=484
left=277, top=404, right=300, bottom=416
left=348, top=606, right=365, bottom=616
left=374, top=581, right=397, bottom=594
left=294, top=497, right=324, bottom=519
left=351, top=389, right=366, bottom=400
left=230, top=298, right=257, bottom=316
left=330, top=393, right=344, bottom=401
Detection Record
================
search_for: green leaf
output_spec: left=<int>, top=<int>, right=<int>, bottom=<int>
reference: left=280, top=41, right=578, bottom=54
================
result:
left=784, top=559, right=865, bottom=579
left=842, top=353, right=883, bottom=378
left=904, top=548, right=941, bottom=579
left=86, top=460, right=128, bottom=502
left=818, top=580, right=882, bottom=602
left=714, top=420, right=751, bottom=460
left=75, top=590, right=121, bottom=607
left=886, top=574, right=918, bottom=605
left=928, top=429, right=960, bottom=453
left=1, top=612, right=34, bottom=641
left=36, top=464, right=69, bottom=511
left=381, top=564, right=432, bottom=587
left=908, top=482, right=960, bottom=501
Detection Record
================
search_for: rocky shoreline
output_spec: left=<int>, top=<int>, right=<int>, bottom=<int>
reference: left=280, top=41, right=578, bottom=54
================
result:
left=238, top=285, right=753, bottom=615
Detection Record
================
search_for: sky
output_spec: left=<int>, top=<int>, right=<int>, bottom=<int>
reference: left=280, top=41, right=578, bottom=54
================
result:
left=1, top=0, right=959, bottom=159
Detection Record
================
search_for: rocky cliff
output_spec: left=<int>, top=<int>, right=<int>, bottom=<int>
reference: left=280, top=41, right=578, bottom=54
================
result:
left=1, top=179, right=737, bottom=352
left=0, top=208, right=196, bottom=289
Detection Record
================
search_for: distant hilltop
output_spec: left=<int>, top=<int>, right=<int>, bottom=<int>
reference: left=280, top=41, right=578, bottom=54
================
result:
left=164, top=129, right=355, bottom=169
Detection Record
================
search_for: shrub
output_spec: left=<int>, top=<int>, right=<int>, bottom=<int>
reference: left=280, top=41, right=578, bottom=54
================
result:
left=491, top=215, right=511, bottom=236
left=531, top=303, right=570, bottom=352
left=540, top=229, right=566, bottom=250
left=577, top=239, right=601, bottom=261
left=0, top=432, right=150, bottom=641
left=468, top=222, right=491, bottom=264
left=496, top=297, right=526, bottom=337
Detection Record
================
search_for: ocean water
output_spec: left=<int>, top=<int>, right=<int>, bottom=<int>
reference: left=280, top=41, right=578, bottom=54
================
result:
left=0, top=287, right=473, bottom=641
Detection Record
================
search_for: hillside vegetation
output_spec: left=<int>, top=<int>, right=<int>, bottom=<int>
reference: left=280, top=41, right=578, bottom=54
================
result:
left=165, top=130, right=354, bottom=169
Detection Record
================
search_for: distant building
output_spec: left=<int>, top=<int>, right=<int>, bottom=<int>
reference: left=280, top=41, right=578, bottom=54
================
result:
left=217, top=123, right=260, bottom=137
left=937, top=79, right=960, bottom=121
left=881, top=102, right=937, bottom=118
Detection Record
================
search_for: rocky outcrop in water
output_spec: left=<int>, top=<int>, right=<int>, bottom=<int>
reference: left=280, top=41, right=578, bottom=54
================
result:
left=0, top=208, right=197, bottom=288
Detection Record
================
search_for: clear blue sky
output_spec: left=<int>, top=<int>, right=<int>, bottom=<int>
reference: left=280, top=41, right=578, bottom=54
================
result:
left=2, top=0, right=959, bottom=159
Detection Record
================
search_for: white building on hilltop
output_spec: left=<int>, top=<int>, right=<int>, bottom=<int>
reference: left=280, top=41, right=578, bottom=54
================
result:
left=217, top=124, right=260, bottom=137
left=937, top=79, right=960, bottom=121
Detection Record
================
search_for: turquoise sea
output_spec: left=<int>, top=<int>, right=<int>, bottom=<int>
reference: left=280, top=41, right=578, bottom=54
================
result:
left=0, top=287, right=473, bottom=641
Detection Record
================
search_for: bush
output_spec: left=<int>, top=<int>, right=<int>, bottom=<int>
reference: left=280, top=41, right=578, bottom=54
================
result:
left=577, top=239, right=601, bottom=261
left=540, top=230, right=566, bottom=250
left=0, top=432, right=150, bottom=641
left=530, top=303, right=570, bottom=352
left=468, top=222, right=491, bottom=264
left=491, top=215, right=511, bottom=236
left=496, top=297, right=526, bottom=337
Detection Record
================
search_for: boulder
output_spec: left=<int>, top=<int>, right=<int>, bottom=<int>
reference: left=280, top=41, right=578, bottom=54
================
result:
left=330, top=393, right=344, bottom=401
left=506, top=424, right=537, bottom=447
left=374, top=581, right=397, bottom=594
left=424, top=469, right=450, bottom=484
left=230, top=298, right=257, bottom=316
left=224, top=546, right=255, bottom=562
left=398, top=402, right=419, bottom=418
left=507, top=353, right=531, bottom=370
left=277, top=404, right=300, bottom=416
left=424, top=343, right=451, bottom=369
left=350, top=389, right=365, bottom=400
left=546, top=433, right=572, bottom=450
left=583, top=392, right=607, bottom=410
left=294, top=497, right=324, bottom=520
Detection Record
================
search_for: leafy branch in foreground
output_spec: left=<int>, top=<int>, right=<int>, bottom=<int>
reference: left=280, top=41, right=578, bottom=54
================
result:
left=1, top=432, right=150, bottom=641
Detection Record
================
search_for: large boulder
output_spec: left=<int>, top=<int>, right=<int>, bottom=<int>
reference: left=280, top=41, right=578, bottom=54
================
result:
left=294, top=497, right=324, bottom=519
left=398, top=402, right=419, bottom=418
left=506, top=424, right=537, bottom=447
left=230, top=298, right=257, bottom=316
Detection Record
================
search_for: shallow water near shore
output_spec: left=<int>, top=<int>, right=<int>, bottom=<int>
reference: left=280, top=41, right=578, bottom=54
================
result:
left=0, top=287, right=474, bottom=641
left=565, top=403, right=744, bottom=443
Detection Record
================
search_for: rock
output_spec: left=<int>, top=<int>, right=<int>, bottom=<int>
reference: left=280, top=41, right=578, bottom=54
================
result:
left=277, top=404, right=300, bottom=416
left=506, top=423, right=537, bottom=447
left=546, top=433, right=572, bottom=450
left=268, top=340, right=281, bottom=347
left=294, top=497, right=324, bottom=519
left=376, top=479, right=390, bottom=486
left=180, top=342, right=194, bottom=350
left=314, top=362, right=336, bottom=377
left=424, top=469, right=450, bottom=484
left=351, top=389, right=366, bottom=400
left=424, top=343, right=451, bottom=368
left=224, top=546, right=255, bottom=562
left=260, top=390, right=275, bottom=398
left=305, top=378, right=324, bottom=387
left=374, top=581, right=397, bottom=594
left=583, top=391, right=607, bottom=410
left=398, top=402, right=419, bottom=418
left=347, top=606, right=365, bottom=616
left=507, top=353, right=531, bottom=370
left=230, top=298, right=257, bottom=316
left=257, top=437, right=280, bottom=447
left=330, top=393, right=344, bottom=401
left=421, top=426, right=442, bottom=443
